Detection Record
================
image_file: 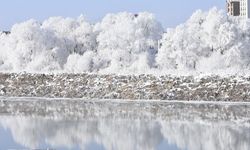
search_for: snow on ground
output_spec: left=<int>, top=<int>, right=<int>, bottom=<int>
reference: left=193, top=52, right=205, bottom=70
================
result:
left=1, top=73, right=250, bottom=101
left=1, top=8, right=250, bottom=75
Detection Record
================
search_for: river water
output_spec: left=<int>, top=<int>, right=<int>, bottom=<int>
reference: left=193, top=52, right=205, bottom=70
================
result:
left=0, top=98, right=249, bottom=150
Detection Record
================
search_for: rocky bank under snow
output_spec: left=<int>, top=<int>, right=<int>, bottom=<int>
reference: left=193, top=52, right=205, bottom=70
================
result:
left=0, top=73, right=250, bottom=101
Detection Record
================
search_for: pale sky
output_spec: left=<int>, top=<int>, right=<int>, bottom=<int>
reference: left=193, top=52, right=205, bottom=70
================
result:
left=0, top=0, right=225, bottom=30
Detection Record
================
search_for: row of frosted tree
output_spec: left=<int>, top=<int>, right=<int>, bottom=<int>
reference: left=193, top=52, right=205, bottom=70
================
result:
left=1, top=8, right=250, bottom=74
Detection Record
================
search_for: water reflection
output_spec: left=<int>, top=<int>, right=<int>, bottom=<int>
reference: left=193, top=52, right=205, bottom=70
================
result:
left=1, top=117, right=250, bottom=150
left=0, top=99, right=249, bottom=150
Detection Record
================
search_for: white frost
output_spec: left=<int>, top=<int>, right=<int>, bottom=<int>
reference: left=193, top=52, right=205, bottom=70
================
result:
left=1, top=8, right=250, bottom=75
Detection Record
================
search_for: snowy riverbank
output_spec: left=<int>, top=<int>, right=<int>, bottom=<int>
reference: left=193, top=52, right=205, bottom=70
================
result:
left=1, top=73, right=250, bottom=101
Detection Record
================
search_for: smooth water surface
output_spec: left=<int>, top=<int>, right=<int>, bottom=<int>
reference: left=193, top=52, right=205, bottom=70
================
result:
left=0, top=98, right=249, bottom=150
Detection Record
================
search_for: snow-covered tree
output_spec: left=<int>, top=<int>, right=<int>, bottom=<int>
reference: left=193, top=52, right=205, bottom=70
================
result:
left=0, top=19, right=62, bottom=71
left=156, top=8, right=250, bottom=73
left=42, top=16, right=97, bottom=55
left=1, top=9, right=250, bottom=74
left=0, top=16, right=97, bottom=72
left=94, top=12, right=163, bottom=73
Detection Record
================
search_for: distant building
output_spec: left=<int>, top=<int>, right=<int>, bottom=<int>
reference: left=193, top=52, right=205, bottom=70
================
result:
left=227, top=1, right=240, bottom=16
left=1, top=31, right=10, bottom=35
left=227, top=0, right=250, bottom=18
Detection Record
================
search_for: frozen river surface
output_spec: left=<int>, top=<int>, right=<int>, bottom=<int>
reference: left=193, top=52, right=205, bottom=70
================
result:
left=0, top=97, right=250, bottom=150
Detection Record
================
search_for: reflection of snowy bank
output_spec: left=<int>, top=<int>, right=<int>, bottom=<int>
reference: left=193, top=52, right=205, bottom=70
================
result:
left=2, top=73, right=250, bottom=101
left=1, top=98, right=250, bottom=123
left=0, top=116, right=249, bottom=150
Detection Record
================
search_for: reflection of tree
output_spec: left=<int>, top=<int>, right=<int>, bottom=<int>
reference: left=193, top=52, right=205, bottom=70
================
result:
left=160, top=121, right=250, bottom=150
left=0, top=117, right=249, bottom=150
left=0, top=117, right=163, bottom=150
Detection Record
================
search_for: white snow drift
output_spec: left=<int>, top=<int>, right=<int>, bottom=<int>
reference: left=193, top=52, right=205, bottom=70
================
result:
left=1, top=8, right=250, bottom=74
